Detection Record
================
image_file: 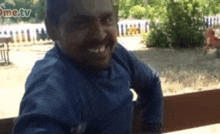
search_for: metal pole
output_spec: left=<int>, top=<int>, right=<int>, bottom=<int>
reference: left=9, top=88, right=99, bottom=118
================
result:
left=217, top=46, right=220, bottom=58
left=6, top=40, right=9, bottom=64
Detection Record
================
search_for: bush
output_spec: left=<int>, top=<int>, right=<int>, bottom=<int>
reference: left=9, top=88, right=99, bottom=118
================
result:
left=165, top=0, right=206, bottom=49
left=129, top=5, right=146, bottom=19
left=145, top=4, right=168, bottom=21
left=145, top=0, right=206, bottom=49
left=142, top=32, right=149, bottom=43
left=146, top=22, right=170, bottom=48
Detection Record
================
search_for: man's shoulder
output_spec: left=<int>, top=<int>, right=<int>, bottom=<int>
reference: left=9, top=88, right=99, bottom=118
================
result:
left=31, top=48, right=66, bottom=76
left=115, top=43, right=159, bottom=78
left=114, top=43, right=142, bottom=63
left=26, top=47, right=80, bottom=86
left=114, top=43, right=143, bottom=68
left=115, top=43, right=129, bottom=54
left=113, top=43, right=131, bottom=62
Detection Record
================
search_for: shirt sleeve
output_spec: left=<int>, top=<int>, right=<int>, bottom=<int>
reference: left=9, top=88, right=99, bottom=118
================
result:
left=12, top=63, right=82, bottom=134
left=127, top=51, right=164, bottom=133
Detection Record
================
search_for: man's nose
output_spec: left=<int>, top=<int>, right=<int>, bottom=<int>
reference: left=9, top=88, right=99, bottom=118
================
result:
left=90, top=21, right=107, bottom=40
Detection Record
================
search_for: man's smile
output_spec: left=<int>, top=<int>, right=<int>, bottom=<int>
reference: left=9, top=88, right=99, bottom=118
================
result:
left=87, top=45, right=106, bottom=53
left=84, top=42, right=116, bottom=61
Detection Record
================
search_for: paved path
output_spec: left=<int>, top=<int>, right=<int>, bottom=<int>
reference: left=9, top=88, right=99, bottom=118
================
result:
left=118, top=36, right=147, bottom=51
left=6, top=37, right=146, bottom=70
left=7, top=37, right=146, bottom=70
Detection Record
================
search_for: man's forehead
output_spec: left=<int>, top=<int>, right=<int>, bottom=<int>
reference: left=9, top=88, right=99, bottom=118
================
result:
left=67, top=0, right=113, bottom=16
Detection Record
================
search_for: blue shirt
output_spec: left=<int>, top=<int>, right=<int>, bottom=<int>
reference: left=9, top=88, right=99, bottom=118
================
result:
left=12, top=43, right=163, bottom=134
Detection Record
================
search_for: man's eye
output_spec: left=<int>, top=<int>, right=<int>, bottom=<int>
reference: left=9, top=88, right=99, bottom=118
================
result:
left=67, top=23, right=87, bottom=33
left=76, top=22, right=88, bottom=28
left=75, top=20, right=89, bottom=29
left=102, top=17, right=113, bottom=26
left=68, top=18, right=90, bottom=31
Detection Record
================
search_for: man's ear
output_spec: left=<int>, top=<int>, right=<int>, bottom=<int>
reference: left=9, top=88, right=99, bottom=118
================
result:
left=45, top=18, right=59, bottom=41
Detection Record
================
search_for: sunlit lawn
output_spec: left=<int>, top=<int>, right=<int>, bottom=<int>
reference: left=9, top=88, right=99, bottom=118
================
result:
left=132, top=47, right=220, bottom=96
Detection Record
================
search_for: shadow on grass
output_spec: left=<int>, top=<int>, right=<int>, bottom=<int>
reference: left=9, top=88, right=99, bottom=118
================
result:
left=0, top=62, right=14, bottom=67
left=129, top=48, right=220, bottom=92
left=130, top=48, right=220, bottom=73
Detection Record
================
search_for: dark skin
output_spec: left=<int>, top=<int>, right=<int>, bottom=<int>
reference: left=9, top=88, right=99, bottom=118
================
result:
left=45, top=0, right=161, bottom=133
left=45, top=0, right=117, bottom=71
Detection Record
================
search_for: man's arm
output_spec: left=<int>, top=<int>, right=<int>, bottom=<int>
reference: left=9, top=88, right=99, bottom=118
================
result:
left=13, top=114, right=84, bottom=134
left=127, top=52, right=164, bottom=133
left=13, top=114, right=67, bottom=134
left=111, top=44, right=163, bottom=133
left=133, top=76, right=163, bottom=133
left=12, top=68, right=82, bottom=134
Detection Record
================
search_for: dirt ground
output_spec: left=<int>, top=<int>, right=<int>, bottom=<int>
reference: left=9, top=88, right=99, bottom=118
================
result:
left=1, top=36, right=220, bottom=134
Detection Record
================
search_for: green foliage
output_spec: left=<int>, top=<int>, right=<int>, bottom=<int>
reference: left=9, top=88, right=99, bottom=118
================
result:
left=146, top=0, right=169, bottom=7
left=0, top=0, right=46, bottom=24
left=142, top=32, right=149, bottom=43
left=166, top=0, right=205, bottom=48
left=126, top=28, right=129, bottom=35
left=129, top=5, right=146, bottom=19
left=146, top=22, right=170, bottom=48
left=141, top=0, right=220, bottom=20
left=143, top=0, right=170, bottom=20
left=195, top=0, right=220, bottom=16
left=146, top=0, right=206, bottom=49
left=118, top=0, right=132, bottom=19
left=145, top=4, right=168, bottom=21
left=34, top=0, right=46, bottom=22
left=0, top=0, right=5, bottom=3
left=118, top=0, right=144, bottom=19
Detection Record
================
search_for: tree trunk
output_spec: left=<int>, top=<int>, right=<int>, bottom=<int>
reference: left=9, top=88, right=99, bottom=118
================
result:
left=113, top=5, right=119, bottom=25
left=113, top=5, right=119, bottom=36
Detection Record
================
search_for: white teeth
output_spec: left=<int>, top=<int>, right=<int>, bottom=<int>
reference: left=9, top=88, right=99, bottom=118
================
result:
left=88, top=49, right=99, bottom=53
left=99, top=46, right=105, bottom=52
left=88, top=46, right=106, bottom=53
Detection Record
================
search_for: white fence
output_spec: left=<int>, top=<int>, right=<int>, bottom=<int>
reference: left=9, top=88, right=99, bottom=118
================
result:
left=205, top=15, right=220, bottom=27
left=117, top=19, right=150, bottom=36
left=0, top=23, right=52, bottom=46
left=0, top=15, right=220, bottom=46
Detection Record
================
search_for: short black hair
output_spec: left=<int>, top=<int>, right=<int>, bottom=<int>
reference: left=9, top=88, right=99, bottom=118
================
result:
left=46, top=0, right=114, bottom=26
left=46, top=0, right=69, bottom=26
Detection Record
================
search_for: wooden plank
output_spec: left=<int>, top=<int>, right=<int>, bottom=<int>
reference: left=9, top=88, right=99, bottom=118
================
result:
left=133, top=89, right=220, bottom=133
left=0, top=117, right=15, bottom=134
left=1, top=89, right=220, bottom=134
left=162, top=88, right=220, bottom=132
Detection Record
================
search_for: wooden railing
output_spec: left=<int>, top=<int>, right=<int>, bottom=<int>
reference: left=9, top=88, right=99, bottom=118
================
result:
left=1, top=89, right=220, bottom=134
left=134, top=88, right=220, bottom=133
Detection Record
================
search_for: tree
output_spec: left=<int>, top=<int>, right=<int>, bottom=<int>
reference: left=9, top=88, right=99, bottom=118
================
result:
left=129, top=5, right=146, bottom=19
left=34, top=0, right=46, bottom=22
left=118, top=0, right=145, bottom=19
left=113, top=0, right=119, bottom=25
left=147, top=0, right=205, bottom=48
left=195, top=0, right=220, bottom=16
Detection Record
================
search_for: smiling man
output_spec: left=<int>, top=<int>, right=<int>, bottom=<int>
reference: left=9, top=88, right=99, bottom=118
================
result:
left=12, top=0, right=163, bottom=134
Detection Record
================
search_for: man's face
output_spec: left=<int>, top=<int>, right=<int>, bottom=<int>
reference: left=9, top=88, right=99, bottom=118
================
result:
left=57, top=0, right=117, bottom=71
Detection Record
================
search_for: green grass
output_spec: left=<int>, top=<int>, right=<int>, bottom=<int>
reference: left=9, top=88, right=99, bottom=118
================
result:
left=132, top=47, right=220, bottom=95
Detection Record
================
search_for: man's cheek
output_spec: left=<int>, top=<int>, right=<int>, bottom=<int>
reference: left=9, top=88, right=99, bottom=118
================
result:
left=112, top=30, right=118, bottom=42
left=77, top=33, right=85, bottom=38
left=110, top=27, right=117, bottom=37
left=66, top=33, right=85, bottom=44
